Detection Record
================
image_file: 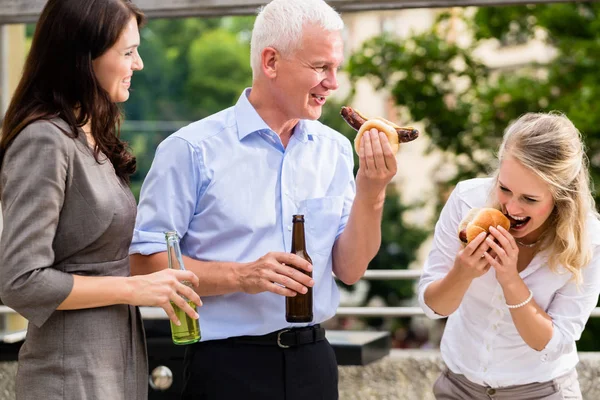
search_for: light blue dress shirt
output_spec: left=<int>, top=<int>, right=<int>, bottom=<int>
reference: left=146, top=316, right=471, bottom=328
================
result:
left=130, top=88, right=356, bottom=341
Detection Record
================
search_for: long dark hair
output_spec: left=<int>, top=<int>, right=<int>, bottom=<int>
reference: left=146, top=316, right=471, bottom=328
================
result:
left=0, top=0, right=145, bottom=182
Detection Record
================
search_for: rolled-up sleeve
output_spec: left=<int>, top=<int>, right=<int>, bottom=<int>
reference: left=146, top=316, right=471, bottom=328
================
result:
left=541, top=245, right=600, bottom=362
left=418, top=184, right=463, bottom=319
left=130, top=136, right=202, bottom=256
left=0, top=124, right=74, bottom=328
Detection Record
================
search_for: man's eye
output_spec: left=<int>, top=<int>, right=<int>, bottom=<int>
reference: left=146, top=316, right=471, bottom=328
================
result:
left=314, top=66, right=327, bottom=73
left=499, top=186, right=510, bottom=192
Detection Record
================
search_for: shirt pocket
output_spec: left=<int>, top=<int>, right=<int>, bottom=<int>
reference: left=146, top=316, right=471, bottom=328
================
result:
left=298, top=196, right=344, bottom=256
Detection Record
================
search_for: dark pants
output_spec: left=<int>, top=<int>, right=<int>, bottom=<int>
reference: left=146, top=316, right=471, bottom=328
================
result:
left=181, top=331, right=339, bottom=400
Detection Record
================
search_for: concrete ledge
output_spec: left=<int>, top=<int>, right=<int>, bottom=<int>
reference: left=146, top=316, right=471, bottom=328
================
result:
left=2, top=350, right=600, bottom=399
left=0, top=363, right=16, bottom=400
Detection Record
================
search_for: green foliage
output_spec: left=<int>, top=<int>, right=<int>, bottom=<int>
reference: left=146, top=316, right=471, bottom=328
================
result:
left=346, top=3, right=600, bottom=348
left=186, top=29, right=252, bottom=116
left=124, top=16, right=254, bottom=121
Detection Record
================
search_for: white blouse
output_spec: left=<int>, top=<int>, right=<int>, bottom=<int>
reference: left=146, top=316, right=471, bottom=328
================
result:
left=418, top=177, right=600, bottom=387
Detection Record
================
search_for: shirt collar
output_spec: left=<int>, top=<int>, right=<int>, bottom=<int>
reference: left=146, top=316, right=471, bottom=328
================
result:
left=234, top=88, right=310, bottom=143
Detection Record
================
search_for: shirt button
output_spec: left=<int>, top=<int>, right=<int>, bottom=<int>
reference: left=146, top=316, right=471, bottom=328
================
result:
left=493, top=324, right=498, bottom=331
left=541, top=354, right=548, bottom=362
left=483, top=367, right=488, bottom=372
left=287, top=225, right=292, bottom=231
left=486, top=344, right=490, bottom=351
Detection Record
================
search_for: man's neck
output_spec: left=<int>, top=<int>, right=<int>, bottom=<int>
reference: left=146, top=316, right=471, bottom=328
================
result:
left=248, top=85, right=298, bottom=147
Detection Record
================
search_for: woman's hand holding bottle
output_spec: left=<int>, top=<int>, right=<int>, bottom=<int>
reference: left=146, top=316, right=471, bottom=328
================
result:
left=128, top=269, right=201, bottom=325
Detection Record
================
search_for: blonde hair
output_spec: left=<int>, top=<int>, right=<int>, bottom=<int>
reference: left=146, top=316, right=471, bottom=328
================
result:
left=492, top=112, right=597, bottom=283
left=250, top=0, right=344, bottom=79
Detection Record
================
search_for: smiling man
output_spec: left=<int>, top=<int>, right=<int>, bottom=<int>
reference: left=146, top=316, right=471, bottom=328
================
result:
left=129, top=0, right=400, bottom=399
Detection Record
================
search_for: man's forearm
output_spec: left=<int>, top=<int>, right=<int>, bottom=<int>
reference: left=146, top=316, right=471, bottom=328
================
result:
left=332, top=191, right=385, bottom=285
left=130, top=253, right=241, bottom=296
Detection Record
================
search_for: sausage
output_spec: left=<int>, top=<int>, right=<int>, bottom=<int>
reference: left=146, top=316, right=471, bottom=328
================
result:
left=340, top=106, right=419, bottom=143
left=459, top=229, right=468, bottom=244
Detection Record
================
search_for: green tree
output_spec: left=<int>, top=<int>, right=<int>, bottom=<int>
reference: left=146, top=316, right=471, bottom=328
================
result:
left=346, top=3, right=600, bottom=348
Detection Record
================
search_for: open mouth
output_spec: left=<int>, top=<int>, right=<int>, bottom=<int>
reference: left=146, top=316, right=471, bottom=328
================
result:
left=311, top=94, right=326, bottom=105
left=505, top=213, right=531, bottom=230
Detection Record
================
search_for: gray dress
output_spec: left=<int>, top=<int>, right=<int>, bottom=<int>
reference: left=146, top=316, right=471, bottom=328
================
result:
left=0, top=119, right=147, bottom=400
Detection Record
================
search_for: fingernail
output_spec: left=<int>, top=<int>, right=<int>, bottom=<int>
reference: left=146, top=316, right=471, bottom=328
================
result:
left=175, top=320, right=181, bottom=326
left=303, top=287, right=308, bottom=294
left=309, top=279, right=315, bottom=286
left=194, top=313, right=199, bottom=319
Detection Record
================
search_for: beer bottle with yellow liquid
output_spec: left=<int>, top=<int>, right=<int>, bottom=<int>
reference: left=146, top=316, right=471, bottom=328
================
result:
left=286, top=215, right=313, bottom=323
left=165, top=231, right=201, bottom=345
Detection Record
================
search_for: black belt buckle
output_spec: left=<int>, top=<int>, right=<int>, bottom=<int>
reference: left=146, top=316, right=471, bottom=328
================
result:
left=277, top=329, right=291, bottom=348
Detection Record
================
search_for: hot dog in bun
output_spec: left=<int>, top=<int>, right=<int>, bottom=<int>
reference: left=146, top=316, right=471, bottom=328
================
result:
left=458, top=208, right=510, bottom=245
left=340, top=106, right=419, bottom=155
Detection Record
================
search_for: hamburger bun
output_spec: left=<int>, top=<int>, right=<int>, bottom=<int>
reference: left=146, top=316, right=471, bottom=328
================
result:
left=458, top=208, right=510, bottom=245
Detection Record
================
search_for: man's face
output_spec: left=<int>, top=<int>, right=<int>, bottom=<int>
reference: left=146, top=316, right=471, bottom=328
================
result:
left=272, top=24, right=344, bottom=121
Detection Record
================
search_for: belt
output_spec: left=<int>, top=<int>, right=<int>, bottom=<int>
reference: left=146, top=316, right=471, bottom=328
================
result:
left=230, top=324, right=326, bottom=349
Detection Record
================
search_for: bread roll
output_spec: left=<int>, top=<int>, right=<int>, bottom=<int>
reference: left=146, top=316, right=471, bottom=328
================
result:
left=458, top=208, right=510, bottom=245
left=354, top=118, right=400, bottom=155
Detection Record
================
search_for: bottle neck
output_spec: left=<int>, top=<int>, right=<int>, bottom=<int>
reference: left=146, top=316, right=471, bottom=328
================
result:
left=291, top=221, right=307, bottom=253
left=165, top=233, right=185, bottom=271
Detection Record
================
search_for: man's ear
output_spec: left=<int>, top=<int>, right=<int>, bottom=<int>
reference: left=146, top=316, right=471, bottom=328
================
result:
left=262, top=47, right=279, bottom=79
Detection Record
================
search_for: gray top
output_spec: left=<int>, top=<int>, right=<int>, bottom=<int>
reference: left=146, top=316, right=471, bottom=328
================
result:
left=0, top=119, right=147, bottom=400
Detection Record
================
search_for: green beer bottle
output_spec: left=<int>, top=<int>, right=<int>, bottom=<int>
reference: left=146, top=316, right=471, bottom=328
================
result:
left=285, top=215, right=313, bottom=323
left=165, top=231, right=201, bottom=345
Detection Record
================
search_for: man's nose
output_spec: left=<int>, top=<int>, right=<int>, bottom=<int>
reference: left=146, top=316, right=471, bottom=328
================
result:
left=322, top=69, right=339, bottom=91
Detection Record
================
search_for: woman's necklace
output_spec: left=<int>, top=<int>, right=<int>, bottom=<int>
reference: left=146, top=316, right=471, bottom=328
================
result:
left=515, top=230, right=547, bottom=248
left=515, top=239, right=540, bottom=248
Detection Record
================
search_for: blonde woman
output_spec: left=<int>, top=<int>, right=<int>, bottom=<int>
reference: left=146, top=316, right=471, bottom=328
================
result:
left=419, top=112, right=599, bottom=399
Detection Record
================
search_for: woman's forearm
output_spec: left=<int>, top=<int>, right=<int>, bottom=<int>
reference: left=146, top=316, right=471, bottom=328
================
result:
left=502, top=279, right=553, bottom=351
left=424, top=267, right=474, bottom=316
left=57, top=275, right=132, bottom=310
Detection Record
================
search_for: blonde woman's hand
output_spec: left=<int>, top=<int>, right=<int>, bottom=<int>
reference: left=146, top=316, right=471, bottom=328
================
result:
left=453, top=232, right=492, bottom=280
left=484, top=226, right=520, bottom=287
left=129, top=269, right=202, bottom=326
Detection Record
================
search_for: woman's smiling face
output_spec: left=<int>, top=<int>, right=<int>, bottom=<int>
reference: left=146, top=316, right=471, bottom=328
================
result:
left=92, top=16, right=143, bottom=103
left=496, top=155, right=555, bottom=242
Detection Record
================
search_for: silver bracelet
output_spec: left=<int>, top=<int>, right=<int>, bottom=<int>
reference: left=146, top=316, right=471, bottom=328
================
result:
left=506, top=289, right=533, bottom=309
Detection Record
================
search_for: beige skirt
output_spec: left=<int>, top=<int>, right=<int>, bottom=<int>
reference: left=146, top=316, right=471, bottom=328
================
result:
left=433, top=368, right=581, bottom=400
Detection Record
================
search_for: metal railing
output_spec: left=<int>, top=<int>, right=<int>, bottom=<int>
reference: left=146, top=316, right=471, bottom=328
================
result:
left=3, top=269, right=600, bottom=321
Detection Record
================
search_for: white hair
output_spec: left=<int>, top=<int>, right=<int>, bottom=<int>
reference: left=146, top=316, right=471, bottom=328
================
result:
left=250, top=0, right=344, bottom=79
